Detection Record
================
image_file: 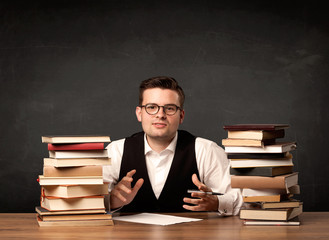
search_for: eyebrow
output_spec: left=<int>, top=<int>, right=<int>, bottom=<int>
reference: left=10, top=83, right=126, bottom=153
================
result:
left=145, top=103, right=178, bottom=106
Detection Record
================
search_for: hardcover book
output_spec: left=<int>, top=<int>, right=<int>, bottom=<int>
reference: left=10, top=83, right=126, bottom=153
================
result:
left=42, top=135, right=111, bottom=144
left=240, top=203, right=303, bottom=221
left=41, top=184, right=109, bottom=198
left=227, top=153, right=287, bottom=159
left=241, top=188, right=291, bottom=202
left=43, top=165, right=103, bottom=177
left=43, top=157, right=111, bottom=167
left=48, top=143, right=105, bottom=151
left=261, top=200, right=301, bottom=209
left=242, top=185, right=300, bottom=196
left=49, top=150, right=108, bottom=159
left=222, top=138, right=276, bottom=147
left=223, top=124, right=290, bottom=131
left=231, top=172, right=298, bottom=190
left=230, top=166, right=293, bottom=177
left=36, top=216, right=113, bottom=227
left=229, top=156, right=293, bottom=168
left=224, top=142, right=297, bottom=153
left=243, top=217, right=300, bottom=226
left=38, top=175, right=104, bottom=185
left=41, top=196, right=105, bottom=211
left=242, top=194, right=291, bottom=203
left=227, top=129, right=285, bottom=140
left=39, top=213, right=112, bottom=221
left=35, top=206, right=106, bottom=215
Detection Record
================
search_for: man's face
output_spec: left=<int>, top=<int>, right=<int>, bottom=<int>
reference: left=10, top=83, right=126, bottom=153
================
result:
left=136, top=88, right=185, bottom=143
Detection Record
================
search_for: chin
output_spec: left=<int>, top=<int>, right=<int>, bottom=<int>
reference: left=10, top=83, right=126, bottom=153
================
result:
left=147, top=131, right=169, bottom=138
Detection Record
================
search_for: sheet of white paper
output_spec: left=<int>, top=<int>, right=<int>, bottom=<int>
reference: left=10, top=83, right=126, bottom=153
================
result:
left=113, top=213, right=203, bottom=226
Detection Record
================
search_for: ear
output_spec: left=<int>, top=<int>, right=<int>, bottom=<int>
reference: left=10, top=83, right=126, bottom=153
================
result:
left=136, top=106, right=142, bottom=122
left=179, top=109, right=185, bottom=124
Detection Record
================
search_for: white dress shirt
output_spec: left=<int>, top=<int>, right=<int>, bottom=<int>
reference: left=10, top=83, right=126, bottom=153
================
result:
left=103, top=132, right=243, bottom=215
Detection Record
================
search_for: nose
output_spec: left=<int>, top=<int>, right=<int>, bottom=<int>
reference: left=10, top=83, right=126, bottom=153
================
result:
left=156, top=106, right=167, bottom=118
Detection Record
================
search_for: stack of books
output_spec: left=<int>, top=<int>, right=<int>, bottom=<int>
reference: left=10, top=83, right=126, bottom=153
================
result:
left=222, top=124, right=302, bottom=226
left=36, top=135, right=113, bottom=227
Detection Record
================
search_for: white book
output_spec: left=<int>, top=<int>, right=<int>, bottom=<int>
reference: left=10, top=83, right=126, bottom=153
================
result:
left=41, top=196, right=105, bottom=211
left=42, top=184, right=109, bottom=198
left=37, top=218, right=113, bottom=227
left=230, top=159, right=293, bottom=168
left=243, top=219, right=300, bottom=226
left=49, top=150, right=108, bottom=159
left=38, top=175, right=104, bottom=186
left=42, top=135, right=111, bottom=144
left=225, top=142, right=296, bottom=153
left=242, top=188, right=287, bottom=196
left=35, top=206, right=106, bottom=216
left=44, top=157, right=111, bottom=167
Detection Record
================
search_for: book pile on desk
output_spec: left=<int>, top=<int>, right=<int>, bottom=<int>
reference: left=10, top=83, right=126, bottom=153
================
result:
left=36, top=135, right=113, bottom=227
left=222, top=124, right=303, bottom=226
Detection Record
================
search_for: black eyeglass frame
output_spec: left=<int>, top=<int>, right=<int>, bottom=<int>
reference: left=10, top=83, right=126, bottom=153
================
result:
left=139, top=103, right=182, bottom=116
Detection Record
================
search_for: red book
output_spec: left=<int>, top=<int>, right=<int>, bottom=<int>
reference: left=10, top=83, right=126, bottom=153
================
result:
left=48, top=143, right=105, bottom=151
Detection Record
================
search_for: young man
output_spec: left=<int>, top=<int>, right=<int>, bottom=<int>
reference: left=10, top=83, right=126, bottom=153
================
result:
left=103, top=76, right=242, bottom=215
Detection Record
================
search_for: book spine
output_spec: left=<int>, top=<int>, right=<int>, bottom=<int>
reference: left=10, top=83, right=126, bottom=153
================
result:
left=225, top=143, right=296, bottom=153
left=43, top=165, right=103, bottom=177
left=41, top=196, right=105, bottom=211
left=231, top=175, right=287, bottom=189
left=48, top=143, right=104, bottom=151
left=223, top=124, right=289, bottom=131
left=222, top=138, right=276, bottom=147
left=227, top=153, right=287, bottom=159
left=227, top=129, right=285, bottom=140
left=243, top=195, right=281, bottom=202
left=43, top=157, right=111, bottom=167
left=230, top=166, right=293, bottom=177
left=49, top=150, right=108, bottom=159
left=231, top=167, right=273, bottom=176
left=38, top=175, right=104, bottom=186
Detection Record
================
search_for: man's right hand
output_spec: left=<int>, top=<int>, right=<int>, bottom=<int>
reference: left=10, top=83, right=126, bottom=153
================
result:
left=110, top=169, right=144, bottom=210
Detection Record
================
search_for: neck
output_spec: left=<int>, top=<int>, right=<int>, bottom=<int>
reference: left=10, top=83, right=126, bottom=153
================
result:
left=146, top=135, right=175, bottom=153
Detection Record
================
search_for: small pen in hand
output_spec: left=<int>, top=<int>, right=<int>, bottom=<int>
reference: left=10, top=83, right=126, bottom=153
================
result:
left=187, top=189, right=224, bottom=196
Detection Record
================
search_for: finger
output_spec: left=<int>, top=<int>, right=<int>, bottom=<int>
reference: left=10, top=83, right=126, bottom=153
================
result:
left=132, top=178, right=144, bottom=194
left=198, top=184, right=212, bottom=192
left=183, top=197, right=204, bottom=205
left=192, top=174, right=212, bottom=192
left=190, top=192, right=209, bottom=199
left=191, top=173, right=202, bottom=188
left=111, top=189, right=128, bottom=203
left=116, top=182, right=132, bottom=194
left=182, top=204, right=205, bottom=212
left=126, top=169, right=137, bottom=177
left=120, top=175, right=134, bottom=184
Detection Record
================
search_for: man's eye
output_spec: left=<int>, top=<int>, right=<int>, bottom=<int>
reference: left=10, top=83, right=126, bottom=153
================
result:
left=147, top=105, right=157, bottom=110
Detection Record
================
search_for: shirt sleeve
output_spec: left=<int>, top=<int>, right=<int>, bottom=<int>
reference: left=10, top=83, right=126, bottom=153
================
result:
left=195, top=138, right=243, bottom=216
left=103, top=139, right=125, bottom=192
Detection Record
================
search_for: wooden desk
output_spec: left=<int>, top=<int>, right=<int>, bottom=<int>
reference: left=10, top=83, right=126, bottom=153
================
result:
left=0, top=212, right=328, bottom=240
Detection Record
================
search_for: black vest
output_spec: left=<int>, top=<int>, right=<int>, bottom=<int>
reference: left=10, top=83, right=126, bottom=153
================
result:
left=118, top=130, right=200, bottom=212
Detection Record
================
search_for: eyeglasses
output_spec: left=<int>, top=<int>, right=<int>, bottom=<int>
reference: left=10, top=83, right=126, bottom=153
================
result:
left=139, top=103, right=182, bottom=116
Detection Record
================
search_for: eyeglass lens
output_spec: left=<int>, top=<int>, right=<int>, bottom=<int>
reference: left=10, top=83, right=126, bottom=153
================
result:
left=144, top=104, right=178, bottom=115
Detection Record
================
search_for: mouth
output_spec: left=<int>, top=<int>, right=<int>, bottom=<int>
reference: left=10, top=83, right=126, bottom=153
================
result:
left=153, top=122, right=167, bottom=128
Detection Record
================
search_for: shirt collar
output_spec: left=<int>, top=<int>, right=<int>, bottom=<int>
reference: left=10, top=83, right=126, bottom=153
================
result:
left=144, top=132, right=178, bottom=155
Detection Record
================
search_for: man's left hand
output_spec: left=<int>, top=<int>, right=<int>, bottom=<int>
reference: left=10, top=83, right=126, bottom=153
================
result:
left=182, top=173, right=219, bottom=211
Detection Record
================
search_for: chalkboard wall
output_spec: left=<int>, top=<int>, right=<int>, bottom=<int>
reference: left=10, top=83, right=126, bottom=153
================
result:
left=1, top=1, right=328, bottom=212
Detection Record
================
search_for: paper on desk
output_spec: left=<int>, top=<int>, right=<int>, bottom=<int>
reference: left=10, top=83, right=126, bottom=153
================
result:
left=113, top=213, right=203, bottom=226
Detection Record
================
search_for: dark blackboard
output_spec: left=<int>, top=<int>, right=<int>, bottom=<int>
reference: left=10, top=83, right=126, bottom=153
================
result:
left=0, top=0, right=328, bottom=212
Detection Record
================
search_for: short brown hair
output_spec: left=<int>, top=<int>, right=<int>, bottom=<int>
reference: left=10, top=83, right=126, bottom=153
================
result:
left=139, top=76, right=185, bottom=108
